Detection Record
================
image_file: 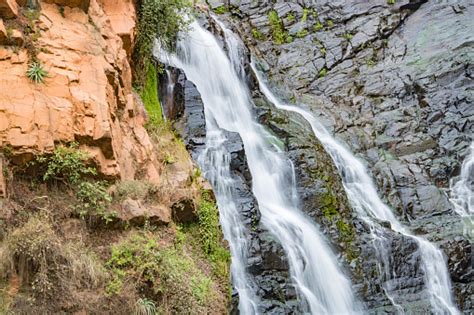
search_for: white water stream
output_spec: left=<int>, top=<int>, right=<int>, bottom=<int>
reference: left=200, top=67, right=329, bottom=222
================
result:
left=251, top=62, right=460, bottom=315
left=450, top=142, right=474, bottom=238
left=156, top=21, right=358, bottom=314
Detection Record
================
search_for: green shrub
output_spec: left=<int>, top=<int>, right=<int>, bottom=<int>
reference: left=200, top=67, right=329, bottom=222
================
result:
left=34, top=142, right=96, bottom=185
left=26, top=62, right=48, bottom=84
left=32, top=143, right=114, bottom=224
left=134, top=298, right=157, bottom=315
left=76, top=181, right=114, bottom=224
left=268, top=10, right=292, bottom=44
left=387, top=0, right=395, bottom=4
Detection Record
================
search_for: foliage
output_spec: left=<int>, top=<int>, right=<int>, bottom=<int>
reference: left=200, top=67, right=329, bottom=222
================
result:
left=76, top=181, right=114, bottom=224
left=196, top=193, right=230, bottom=279
left=296, top=29, right=308, bottom=38
left=134, top=298, right=157, bottom=315
left=387, top=0, right=395, bottom=4
left=268, top=10, right=292, bottom=44
left=212, top=5, right=227, bottom=14
left=319, top=68, right=327, bottom=78
left=34, top=142, right=96, bottom=184
left=26, top=61, right=48, bottom=83
left=326, top=19, right=334, bottom=28
left=301, top=8, right=309, bottom=23
left=133, top=0, right=190, bottom=81
left=32, top=143, right=113, bottom=224
left=140, top=63, right=163, bottom=128
left=286, top=13, right=295, bottom=23
left=251, top=28, right=265, bottom=41
left=105, top=232, right=218, bottom=313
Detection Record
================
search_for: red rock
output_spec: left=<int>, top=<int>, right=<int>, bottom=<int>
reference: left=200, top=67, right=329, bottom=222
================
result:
left=0, top=0, right=18, bottom=19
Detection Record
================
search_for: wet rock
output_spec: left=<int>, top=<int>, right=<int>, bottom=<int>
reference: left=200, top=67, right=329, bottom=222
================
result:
left=221, top=0, right=473, bottom=310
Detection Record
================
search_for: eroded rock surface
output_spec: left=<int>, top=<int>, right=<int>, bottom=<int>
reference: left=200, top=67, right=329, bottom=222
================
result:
left=210, top=0, right=473, bottom=312
left=0, top=0, right=159, bottom=181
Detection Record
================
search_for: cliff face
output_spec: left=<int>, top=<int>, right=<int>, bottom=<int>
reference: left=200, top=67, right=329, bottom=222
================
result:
left=205, top=0, right=472, bottom=312
left=0, top=0, right=159, bottom=182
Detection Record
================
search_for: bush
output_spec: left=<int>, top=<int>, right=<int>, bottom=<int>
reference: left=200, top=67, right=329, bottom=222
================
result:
left=32, top=143, right=114, bottom=224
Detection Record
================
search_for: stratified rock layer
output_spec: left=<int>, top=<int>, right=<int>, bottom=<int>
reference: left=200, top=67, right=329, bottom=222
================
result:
left=0, top=0, right=160, bottom=181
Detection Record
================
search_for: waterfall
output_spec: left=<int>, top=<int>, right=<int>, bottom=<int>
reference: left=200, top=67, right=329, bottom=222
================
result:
left=251, top=62, right=460, bottom=315
left=450, top=142, right=474, bottom=238
left=155, top=21, right=359, bottom=314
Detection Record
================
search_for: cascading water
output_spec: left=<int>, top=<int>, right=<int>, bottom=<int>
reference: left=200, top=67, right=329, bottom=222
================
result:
left=450, top=142, right=474, bottom=238
left=155, top=21, right=359, bottom=314
left=251, top=62, right=460, bottom=315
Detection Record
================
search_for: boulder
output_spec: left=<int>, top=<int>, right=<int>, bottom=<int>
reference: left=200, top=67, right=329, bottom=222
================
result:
left=118, top=198, right=171, bottom=225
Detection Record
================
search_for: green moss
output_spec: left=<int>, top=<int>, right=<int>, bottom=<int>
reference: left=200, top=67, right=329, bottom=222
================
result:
left=196, top=192, right=231, bottom=280
left=296, top=29, right=308, bottom=38
left=140, top=63, right=163, bottom=128
left=326, top=19, right=334, bottom=28
left=213, top=5, right=227, bottom=14
left=343, top=33, right=353, bottom=41
left=319, top=68, right=327, bottom=78
left=387, top=0, right=395, bottom=4
left=301, top=8, right=309, bottom=22
left=286, top=13, right=295, bottom=22
left=251, top=28, right=265, bottom=41
left=313, top=21, right=323, bottom=31
left=268, top=10, right=292, bottom=44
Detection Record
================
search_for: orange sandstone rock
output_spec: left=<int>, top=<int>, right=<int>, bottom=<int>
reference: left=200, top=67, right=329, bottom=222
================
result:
left=0, top=0, right=159, bottom=181
left=0, top=0, right=18, bottom=19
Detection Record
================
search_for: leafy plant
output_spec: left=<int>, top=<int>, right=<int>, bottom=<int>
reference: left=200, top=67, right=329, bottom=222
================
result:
left=286, top=13, right=295, bottom=23
left=26, top=62, right=48, bottom=83
left=34, top=142, right=96, bottom=185
left=326, top=19, right=334, bottom=28
left=387, top=0, right=396, bottom=4
left=76, top=181, right=114, bottom=224
left=134, top=298, right=157, bottom=315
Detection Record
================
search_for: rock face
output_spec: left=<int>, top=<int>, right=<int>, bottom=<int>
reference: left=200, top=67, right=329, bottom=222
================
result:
left=0, top=0, right=160, bottom=182
left=207, top=0, right=473, bottom=312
